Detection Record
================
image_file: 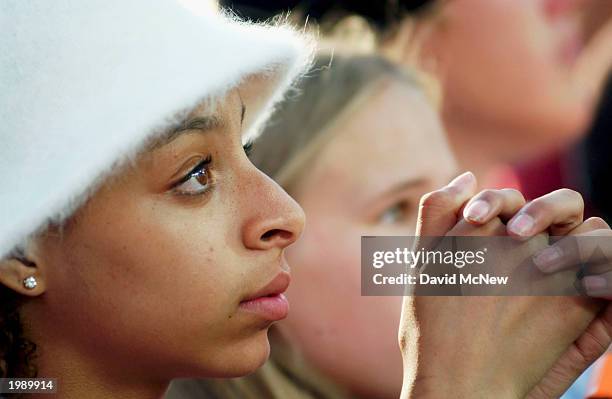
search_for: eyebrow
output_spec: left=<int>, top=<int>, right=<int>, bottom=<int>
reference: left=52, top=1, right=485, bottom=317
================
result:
left=381, top=178, right=427, bottom=198
left=147, top=115, right=222, bottom=151
left=381, top=171, right=459, bottom=197
left=148, top=96, right=246, bottom=151
left=361, top=177, right=427, bottom=213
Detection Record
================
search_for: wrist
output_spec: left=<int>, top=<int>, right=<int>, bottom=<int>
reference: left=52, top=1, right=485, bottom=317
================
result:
left=408, top=367, right=521, bottom=399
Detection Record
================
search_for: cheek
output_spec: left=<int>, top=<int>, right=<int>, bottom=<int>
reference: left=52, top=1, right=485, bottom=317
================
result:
left=286, top=218, right=360, bottom=314
left=282, top=217, right=403, bottom=377
left=42, top=196, right=247, bottom=369
left=64, top=210, right=231, bottom=315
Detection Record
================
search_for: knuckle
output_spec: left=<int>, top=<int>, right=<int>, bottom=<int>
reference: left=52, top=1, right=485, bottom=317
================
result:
left=555, top=188, right=584, bottom=206
left=500, top=188, right=525, bottom=202
left=420, top=189, right=454, bottom=209
left=442, top=184, right=464, bottom=197
left=585, top=217, right=611, bottom=230
left=475, top=189, right=498, bottom=201
left=523, top=198, right=552, bottom=216
left=556, top=187, right=580, bottom=197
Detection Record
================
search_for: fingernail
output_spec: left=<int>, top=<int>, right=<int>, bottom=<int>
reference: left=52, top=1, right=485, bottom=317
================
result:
left=508, top=213, right=535, bottom=236
left=448, top=171, right=475, bottom=190
left=583, top=275, right=607, bottom=292
left=464, top=200, right=491, bottom=222
left=533, top=246, right=563, bottom=272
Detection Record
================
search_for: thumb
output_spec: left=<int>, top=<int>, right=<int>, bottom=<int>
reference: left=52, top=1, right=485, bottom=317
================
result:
left=415, top=171, right=477, bottom=246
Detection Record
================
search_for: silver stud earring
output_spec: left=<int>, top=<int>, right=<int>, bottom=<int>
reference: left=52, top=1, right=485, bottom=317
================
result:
left=23, top=276, right=37, bottom=290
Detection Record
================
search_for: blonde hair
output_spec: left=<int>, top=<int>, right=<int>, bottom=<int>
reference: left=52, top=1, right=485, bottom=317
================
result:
left=250, top=52, right=431, bottom=191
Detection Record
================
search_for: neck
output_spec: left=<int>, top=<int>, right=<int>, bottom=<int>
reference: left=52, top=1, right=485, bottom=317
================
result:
left=26, top=342, right=170, bottom=399
left=20, top=304, right=170, bottom=399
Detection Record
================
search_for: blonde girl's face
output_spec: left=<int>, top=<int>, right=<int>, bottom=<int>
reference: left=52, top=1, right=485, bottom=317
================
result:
left=18, top=89, right=305, bottom=379
left=279, top=82, right=457, bottom=398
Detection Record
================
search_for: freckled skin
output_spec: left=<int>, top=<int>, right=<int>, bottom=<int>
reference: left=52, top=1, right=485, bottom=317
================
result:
left=13, top=89, right=305, bottom=397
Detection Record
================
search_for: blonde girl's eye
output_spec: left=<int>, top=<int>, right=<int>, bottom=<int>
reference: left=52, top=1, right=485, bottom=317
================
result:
left=173, top=156, right=213, bottom=196
left=378, top=200, right=413, bottom=225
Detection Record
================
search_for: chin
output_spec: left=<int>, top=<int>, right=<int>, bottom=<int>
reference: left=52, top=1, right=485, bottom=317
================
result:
left=209, top=329, right=272, bottom=378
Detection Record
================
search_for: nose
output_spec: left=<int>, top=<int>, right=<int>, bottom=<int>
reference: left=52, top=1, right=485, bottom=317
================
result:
left=241, top=170, right=305, bottom=251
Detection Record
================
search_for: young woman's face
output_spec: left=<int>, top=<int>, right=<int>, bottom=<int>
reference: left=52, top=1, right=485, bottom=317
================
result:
left=278, top=83, right=457, bottom=398
left=23, top=89, right=305, bottom=379
left=423, top=0, right=593, bottom=140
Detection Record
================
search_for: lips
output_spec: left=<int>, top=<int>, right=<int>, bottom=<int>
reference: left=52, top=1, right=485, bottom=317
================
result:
left=239, top=271, right=291, bottom=321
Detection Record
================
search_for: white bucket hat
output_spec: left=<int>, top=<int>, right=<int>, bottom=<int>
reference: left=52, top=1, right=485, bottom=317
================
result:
left=0, top=0, right=313, bottom=259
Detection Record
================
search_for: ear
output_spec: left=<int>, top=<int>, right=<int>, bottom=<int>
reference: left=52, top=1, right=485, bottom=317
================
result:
left=0, top=252, right=46, bottom=297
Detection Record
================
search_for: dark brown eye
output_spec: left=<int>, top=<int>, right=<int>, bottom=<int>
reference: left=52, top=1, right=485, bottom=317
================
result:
left=174, top=157, right=212, bottom=196
left=195, top=169, right=209, bottom=185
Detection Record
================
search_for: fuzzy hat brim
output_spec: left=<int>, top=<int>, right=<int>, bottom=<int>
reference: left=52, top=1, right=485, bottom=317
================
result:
left=0, top=0, right=313, bottom=259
